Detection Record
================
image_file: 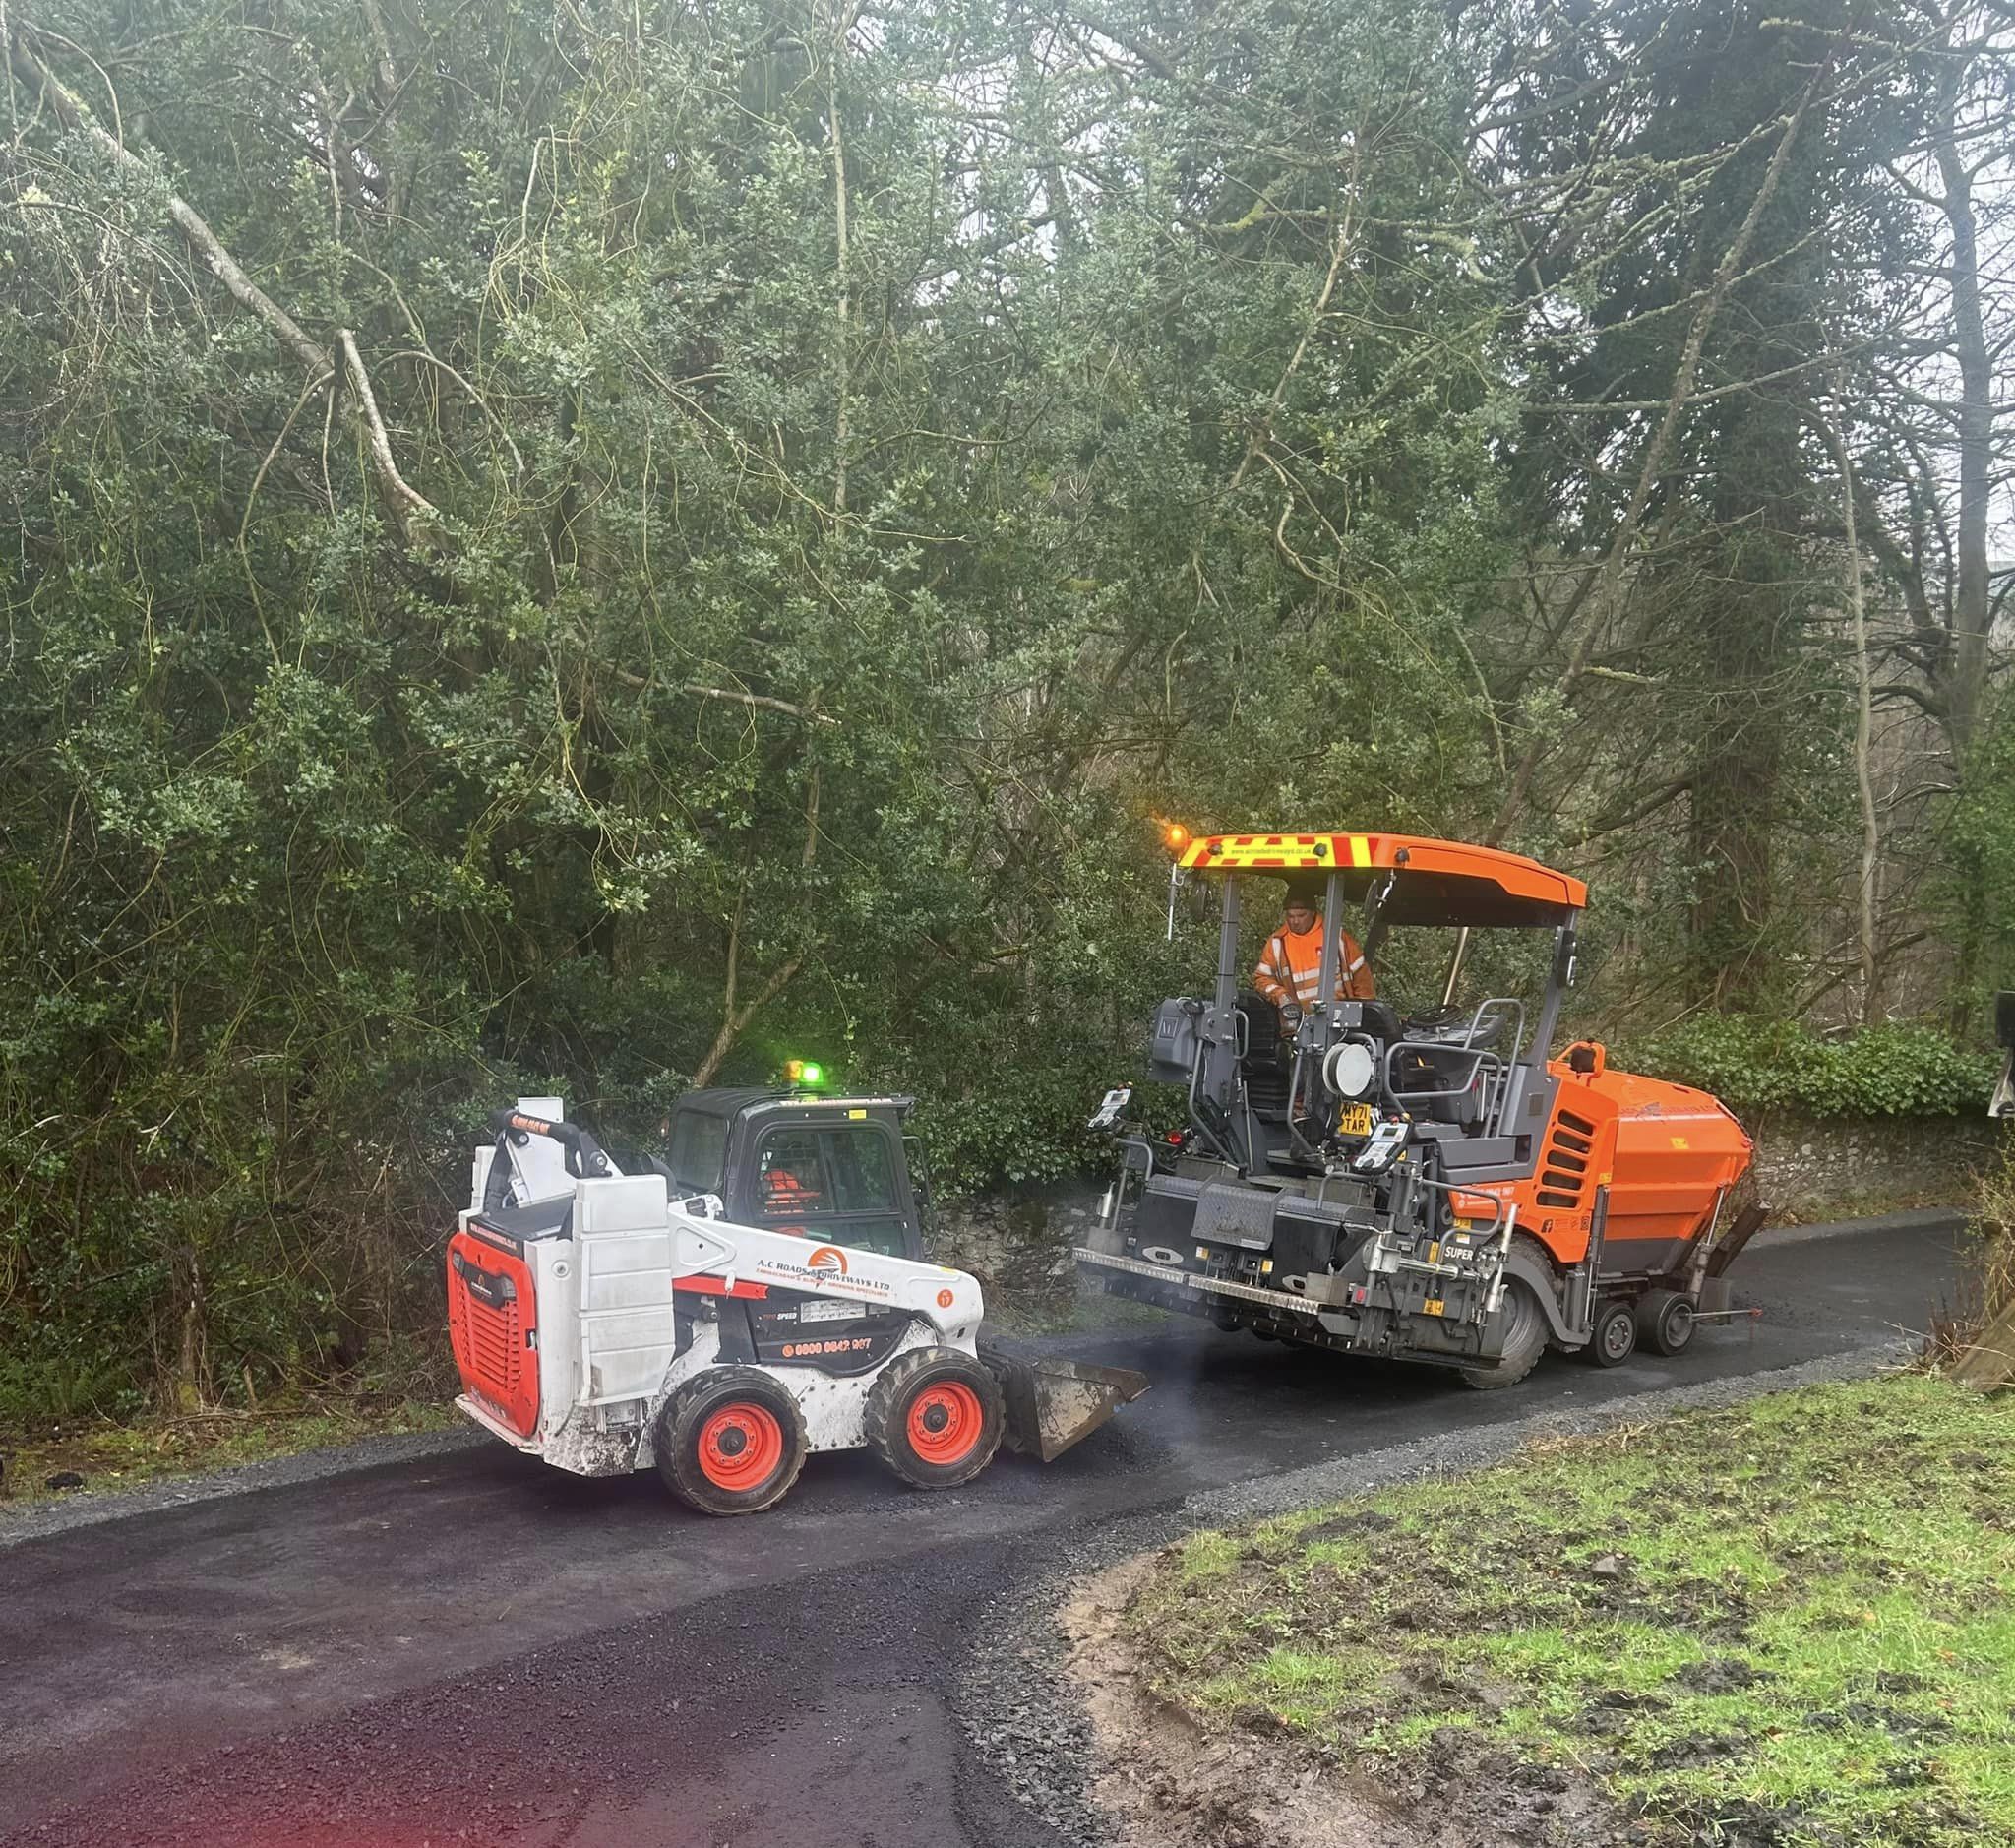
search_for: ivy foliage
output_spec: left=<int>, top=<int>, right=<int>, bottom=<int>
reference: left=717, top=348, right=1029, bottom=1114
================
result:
left=1617, top=1017, right=2000, bottom=1120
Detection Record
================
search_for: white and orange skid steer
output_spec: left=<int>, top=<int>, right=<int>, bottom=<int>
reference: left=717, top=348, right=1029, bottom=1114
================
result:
left=447, top=1095, right=1146, bottom=1515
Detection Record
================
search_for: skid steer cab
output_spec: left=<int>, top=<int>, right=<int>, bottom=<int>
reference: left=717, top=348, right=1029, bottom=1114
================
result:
left=1079, top=832, right=1761, bottom=1387
left=447, top=1088, right=1145, bottom=1515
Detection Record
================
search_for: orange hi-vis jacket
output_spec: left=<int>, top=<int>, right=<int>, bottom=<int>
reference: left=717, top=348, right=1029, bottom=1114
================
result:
left=761, top=1164, right=824, bottom=1234
left=1253, top=915, right=1374, bottom=1009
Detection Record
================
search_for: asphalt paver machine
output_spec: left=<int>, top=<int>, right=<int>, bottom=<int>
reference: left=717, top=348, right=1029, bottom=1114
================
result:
left=1077, top=832, right=1759, bottom=1386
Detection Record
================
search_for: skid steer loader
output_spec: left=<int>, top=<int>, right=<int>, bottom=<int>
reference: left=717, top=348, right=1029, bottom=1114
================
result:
left=447, top=1090, right=1146, bottom=1515
left=1078, top=831, right=1759, bottom=1386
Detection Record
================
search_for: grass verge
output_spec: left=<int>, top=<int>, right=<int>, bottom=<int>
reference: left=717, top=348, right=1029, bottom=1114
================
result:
left=1128, top=1374, right=2014, bottom=1848
left=0, top=1397, right=460, bottom=1509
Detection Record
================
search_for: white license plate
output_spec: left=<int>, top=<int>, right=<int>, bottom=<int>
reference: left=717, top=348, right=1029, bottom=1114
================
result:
left=798, top=1299, right=862, bottom=1324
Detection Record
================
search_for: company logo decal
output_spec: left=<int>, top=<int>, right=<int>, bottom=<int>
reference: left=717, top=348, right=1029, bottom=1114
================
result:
left=752, top=1245, right=892, bottom=1298
left=936, top=1288, right=954, bottom=1308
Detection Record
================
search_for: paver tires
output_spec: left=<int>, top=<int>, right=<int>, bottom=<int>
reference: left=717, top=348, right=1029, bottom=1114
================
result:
left=1586, top=1299, right=1638, bottom=1368
left=865, top=1346, right=1005, bottom=1489
left=1636, top=1288, right=1696, bottom=1356
left=656, top=1368, right=808, bottom=1516
left=1459, top=1277, right=1548, bottom=1391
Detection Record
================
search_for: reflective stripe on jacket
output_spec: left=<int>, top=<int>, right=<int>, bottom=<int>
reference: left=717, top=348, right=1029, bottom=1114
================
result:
left=1252, top=916, right=1374, bottom=1006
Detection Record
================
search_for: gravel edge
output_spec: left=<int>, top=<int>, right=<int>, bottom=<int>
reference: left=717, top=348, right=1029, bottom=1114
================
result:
left=0, top=1424, right=488, bottom=1549
left=955, top=1336, right=1917, bottom=1848
left=1186, top=1336, right=1918, bottom=1527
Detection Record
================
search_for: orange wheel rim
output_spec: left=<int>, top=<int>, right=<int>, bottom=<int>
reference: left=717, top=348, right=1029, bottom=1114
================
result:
left=907, top=1381, right=984, bottom=1464
left=698, top=1402, right=786, bottom=1490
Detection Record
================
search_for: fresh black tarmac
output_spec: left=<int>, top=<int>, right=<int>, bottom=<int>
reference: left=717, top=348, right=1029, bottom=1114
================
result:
left=0, top=1213, right=1962, bottom=1848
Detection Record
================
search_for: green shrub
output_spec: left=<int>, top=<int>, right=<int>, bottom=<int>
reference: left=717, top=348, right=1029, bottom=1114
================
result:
left=1615, top=1016, right=1997, bottom=1118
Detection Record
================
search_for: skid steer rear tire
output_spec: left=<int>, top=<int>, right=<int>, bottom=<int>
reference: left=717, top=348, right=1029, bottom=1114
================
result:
left=656, top=1368, right=808, bottom=1516
left=865, top=1346, right=1005, bottom=1489
left=1459, top=1277, right=1547, bottom=1391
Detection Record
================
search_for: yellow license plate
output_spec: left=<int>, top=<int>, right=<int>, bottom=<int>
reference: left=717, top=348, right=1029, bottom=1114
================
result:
left=1337, top=1102, right=1375, bottom=1138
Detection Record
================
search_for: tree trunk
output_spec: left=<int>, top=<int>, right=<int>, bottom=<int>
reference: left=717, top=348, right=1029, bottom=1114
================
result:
left=827, top=3, right=852, bottom=519
left=1817, top=399, right=1882, bottom=1023
left=691, top=953, right=805, bottom=1088
left=170, top=1239, right=209, bottom=1412
left=1933, top=103, right=1992, bottom=759
left=1487, top=42, right=1836, bottom=847
left=1686, top=388, right=1807, bottom=1010
left=1687, top=577, right=1787, bottom=1010
left=690, top=772, right=821, bottom=1088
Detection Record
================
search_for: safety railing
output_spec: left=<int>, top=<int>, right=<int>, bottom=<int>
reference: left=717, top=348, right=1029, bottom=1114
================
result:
left=1379, top=996, right=1526, bottom=1137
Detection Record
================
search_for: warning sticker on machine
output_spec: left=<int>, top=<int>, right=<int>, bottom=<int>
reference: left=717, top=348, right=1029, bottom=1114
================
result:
left=797, top=1299, right=862, bottom=1324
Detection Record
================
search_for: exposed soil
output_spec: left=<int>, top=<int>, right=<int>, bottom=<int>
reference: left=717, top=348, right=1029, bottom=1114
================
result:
left=1064, top=1558, right=1630, bottom=1848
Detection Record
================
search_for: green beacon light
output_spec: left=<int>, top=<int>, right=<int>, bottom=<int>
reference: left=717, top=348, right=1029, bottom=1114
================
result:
left=785, top=1058, right=824, bottom=1088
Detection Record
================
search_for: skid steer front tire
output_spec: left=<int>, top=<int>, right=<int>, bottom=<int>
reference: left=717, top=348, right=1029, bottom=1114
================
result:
left=656, top=1368, right=808, bottom=1516
left=865, top=1346, right=1005, bottom=1489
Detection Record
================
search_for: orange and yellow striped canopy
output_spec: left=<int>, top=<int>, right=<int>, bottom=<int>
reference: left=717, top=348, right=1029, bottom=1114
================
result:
left=1174, top=832, right=1586, bottom=926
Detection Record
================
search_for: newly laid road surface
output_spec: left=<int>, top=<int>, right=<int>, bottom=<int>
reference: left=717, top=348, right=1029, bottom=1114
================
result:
left=1, top=1214, right=1962, bottom=1848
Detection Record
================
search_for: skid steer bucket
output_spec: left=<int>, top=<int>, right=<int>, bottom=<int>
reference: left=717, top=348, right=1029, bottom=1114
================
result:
left=978, top=1332, right=1150, bottom=1463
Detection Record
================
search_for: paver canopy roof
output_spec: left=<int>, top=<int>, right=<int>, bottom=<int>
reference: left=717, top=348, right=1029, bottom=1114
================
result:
left=1176, top=832, right=1587, bottom=928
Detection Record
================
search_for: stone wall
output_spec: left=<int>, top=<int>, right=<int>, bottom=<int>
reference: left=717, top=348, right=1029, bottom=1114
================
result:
left=1745, top=1112, right=1997, bottom=1222
left=932, top=1184, right=1103, bottom=1292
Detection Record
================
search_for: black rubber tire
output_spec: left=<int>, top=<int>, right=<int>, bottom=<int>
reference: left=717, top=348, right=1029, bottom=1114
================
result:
left=655, top=1367, right=808, bottom=1516
left=1636, top=1288, right=1696, bottom=1356
left=864, top=1346, right=1006, bottom=1490
left=1587, top=1299, right=1638, bottom=1368
left=1459, top=1278, right=1548, bottom=1391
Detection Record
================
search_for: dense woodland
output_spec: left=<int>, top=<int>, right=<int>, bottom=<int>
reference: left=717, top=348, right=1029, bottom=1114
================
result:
left=3, top=0, right=2011, bottom=1413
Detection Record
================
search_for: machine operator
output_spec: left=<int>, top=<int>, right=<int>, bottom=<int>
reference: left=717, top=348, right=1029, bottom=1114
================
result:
left=1253, top=888, right=1375, bottom=1033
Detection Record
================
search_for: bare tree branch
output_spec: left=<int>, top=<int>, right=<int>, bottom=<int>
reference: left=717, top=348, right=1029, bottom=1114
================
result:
left=9, top=27, right=443, bottom=549
left=1487, top=38, right=1842, bottom=845
left=609, top=669, right=839, bottom=725
left=337, top=328, right=440, bottom=543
